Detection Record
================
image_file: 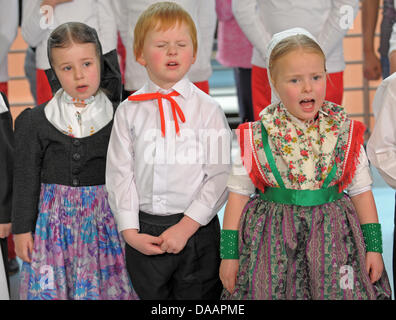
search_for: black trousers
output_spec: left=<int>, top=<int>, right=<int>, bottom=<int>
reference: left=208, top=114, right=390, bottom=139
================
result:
left=234, top=67, right=253, bottom=123
left=125, top=212, right=222, bottom=300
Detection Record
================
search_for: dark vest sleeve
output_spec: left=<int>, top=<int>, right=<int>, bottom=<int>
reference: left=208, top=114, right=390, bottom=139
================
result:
left=11, top=107, right=42, bottom=234
left=0, top=92, right=14, bottom=224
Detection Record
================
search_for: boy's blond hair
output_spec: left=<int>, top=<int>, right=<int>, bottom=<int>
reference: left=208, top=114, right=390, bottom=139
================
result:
left=134, top=2, right=198, bottom=60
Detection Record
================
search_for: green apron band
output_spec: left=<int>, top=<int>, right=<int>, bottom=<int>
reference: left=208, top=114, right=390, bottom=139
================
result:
left=360, top=223, right=383, bottom=253
left=259, top=185, right=344, bottom=206
left=260, top=123, right=286, bottom=188
left=220, top=229, right=239, bottom=259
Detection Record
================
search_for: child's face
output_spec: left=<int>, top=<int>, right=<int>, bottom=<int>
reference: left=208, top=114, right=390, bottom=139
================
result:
left=51, top=42, right=100, bottom=104
left=137, top=21, right=196, bottom=89
left=272, top=49, right=326, bottom=122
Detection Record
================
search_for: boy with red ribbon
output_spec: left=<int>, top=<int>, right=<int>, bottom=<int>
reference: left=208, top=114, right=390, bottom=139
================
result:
left=106, top=2, right=231, bottom=300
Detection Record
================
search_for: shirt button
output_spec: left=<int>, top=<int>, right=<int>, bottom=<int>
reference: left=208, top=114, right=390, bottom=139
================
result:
left=72, top=178, right=79, bottom=186
left=73, top=139, right=81, bottom=147
left=72, top=168, right=80, bottom=175
left=73, top=153, right=81, bottom=161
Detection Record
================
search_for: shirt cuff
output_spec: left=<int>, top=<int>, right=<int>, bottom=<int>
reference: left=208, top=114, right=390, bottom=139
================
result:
left=227, top=174, right=255, bottom=196
left=348, top=185, right=372, bottom=198
left=184, top=200, right=215, bottom=227
left=114, top=210, right=139, bottom=233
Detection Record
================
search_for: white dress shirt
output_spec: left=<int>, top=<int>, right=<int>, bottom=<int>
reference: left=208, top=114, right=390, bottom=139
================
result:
left=0, top=0, right=18, bottom=82
left=0, top=248, right=9, bottom=300
left=106, top=78, right=231, bottom=232
left=112, top=0, right=217, bottom=91
left=367, top=72, right=396, bottom=189
left=232, top=0, right=359, bottom=72
left=0, top=94, right=8, bottom=114
left=21, top=0, right=117, bottom=70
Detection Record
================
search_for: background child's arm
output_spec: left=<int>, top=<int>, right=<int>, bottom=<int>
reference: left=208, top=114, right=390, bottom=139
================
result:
left=361, top=0, right=382, bottom=80
left=0, top=224, right=11, bottom=239
left=350, top=190, right=384, bottom=283
left=220, top=192, right=250, bottom=293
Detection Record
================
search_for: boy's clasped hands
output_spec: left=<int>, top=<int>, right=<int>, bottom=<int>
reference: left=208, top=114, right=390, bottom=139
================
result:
left=122, top=215, right=200, bottom=255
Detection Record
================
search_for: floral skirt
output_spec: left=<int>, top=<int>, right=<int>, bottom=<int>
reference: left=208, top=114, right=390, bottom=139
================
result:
left=221, top=194, right=392, bottom=300
left=19, top=183, right=139, bottom=300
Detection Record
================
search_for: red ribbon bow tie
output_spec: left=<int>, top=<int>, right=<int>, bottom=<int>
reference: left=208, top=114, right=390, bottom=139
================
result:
left=128, top=91, right=185, bottom=137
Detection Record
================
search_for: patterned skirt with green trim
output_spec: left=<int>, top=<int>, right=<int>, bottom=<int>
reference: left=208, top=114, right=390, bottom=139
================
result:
left=221, top=194, right=392, bottom=300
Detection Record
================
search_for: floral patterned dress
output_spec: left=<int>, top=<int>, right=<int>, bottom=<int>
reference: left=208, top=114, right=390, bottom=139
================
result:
left=15, top=104, right=138, bottom=300
left=222, top=101, right=392, bottom=300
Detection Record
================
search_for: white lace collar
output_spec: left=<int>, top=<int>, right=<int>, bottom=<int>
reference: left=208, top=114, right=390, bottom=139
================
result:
left=44, top=89, right=114, bottom=138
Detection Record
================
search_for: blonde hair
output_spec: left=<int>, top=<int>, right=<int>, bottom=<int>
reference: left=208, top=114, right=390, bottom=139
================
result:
left=133, top=1, right=198, bottom=59
left=269, top=34, right=326, bottom=78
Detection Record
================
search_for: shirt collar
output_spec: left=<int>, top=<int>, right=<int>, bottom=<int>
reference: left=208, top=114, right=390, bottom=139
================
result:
left=145, top=77, right=192, bottom=100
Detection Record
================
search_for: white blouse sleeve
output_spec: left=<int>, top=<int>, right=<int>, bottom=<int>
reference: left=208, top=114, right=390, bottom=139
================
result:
left=345, top=146, right=373, bottom=197
left=227, top=140, right=256, bottom=196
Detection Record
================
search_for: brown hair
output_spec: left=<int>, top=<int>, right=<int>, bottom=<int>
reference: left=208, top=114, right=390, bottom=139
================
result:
left=269, top=34, right=326, bottom=79
left=133, top=1, right=198, bottom=59
left=47, top=22, right=102, bottom=65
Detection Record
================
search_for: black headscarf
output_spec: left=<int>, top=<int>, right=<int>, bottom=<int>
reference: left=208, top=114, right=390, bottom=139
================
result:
left=44, top=22, right=122, bottom=106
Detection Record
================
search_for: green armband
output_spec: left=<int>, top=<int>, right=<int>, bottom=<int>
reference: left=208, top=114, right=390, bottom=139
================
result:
left=220, top=229, right=239, bottom=259
left=360, top=223, right=383, bottom=253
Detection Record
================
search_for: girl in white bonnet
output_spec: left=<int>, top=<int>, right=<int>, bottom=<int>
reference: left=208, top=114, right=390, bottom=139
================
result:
left=219, top=28, right=392, bottom=300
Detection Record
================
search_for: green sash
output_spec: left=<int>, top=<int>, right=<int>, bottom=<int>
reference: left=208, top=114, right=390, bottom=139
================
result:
left=259, top=122, right=344, bottom=206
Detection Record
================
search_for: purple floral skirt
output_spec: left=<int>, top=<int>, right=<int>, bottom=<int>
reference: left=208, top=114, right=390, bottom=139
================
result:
left=221, top=194, right=392, bottom=300
left=19, top=183, right=139, bottom=300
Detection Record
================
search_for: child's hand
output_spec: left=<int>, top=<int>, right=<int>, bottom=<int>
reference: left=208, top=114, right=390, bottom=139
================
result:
left=159, top=216, right=200, bottom=254
left=219, top=259, right=239, bottom=294
left=159, top=224, right=189, bottom=254
left=365, top=251, right=384, bottom=283
left=0, top=223, right=11, bottom=239
left=14, top=232, right=34, bottom=263
left=122, top=229, right=165, bottom=255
